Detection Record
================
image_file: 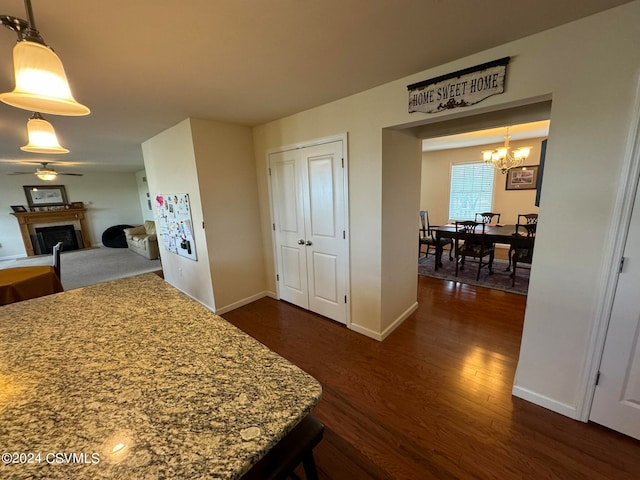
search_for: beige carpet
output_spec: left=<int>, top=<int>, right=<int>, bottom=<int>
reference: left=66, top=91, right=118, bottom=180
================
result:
left=0, top=247, right=162, bottom=291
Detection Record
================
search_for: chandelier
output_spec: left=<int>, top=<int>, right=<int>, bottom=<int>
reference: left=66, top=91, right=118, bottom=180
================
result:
left=481, top=127, right=531, bottom=174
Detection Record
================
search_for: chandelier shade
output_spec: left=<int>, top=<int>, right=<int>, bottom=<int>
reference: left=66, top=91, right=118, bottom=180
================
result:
left=481, top=127, right=531, bottom=174
left=0, top=40, right=90, bottom=116
left=21, top=112, right=69, bottom=154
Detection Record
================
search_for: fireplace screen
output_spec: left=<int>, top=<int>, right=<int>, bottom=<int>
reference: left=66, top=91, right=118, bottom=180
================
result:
left=35, top=225, right=80, bottom=254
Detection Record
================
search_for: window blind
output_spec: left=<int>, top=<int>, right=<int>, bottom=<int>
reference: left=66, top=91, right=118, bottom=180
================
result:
left=449, top=162, right=495, bottom=221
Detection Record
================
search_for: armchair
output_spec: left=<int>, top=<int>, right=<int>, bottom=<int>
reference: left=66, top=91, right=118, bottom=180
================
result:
left=123, top=220, right=160, bottom=260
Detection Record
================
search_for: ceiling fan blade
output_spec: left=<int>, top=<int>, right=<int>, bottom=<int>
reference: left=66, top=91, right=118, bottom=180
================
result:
left=58, top=173, right=84, bottom=176
left=8, top=172, right=36, bottom=175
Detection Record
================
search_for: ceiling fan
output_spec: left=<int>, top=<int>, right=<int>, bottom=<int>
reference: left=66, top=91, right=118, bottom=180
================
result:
left=8, top=162, right=83, bottom=181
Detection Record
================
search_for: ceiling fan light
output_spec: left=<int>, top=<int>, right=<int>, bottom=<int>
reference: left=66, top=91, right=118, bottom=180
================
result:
left=0, top=41, right=90, bottom=116
left=21, top=114, right=69, bottom=154
left=36, top=171, right=57, bottom=181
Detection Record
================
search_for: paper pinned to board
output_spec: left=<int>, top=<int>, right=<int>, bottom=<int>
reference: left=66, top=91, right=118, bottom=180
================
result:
left=155, top=193, right=197, bottom=261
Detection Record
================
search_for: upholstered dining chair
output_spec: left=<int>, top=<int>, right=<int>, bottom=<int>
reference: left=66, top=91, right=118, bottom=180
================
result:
left=418, top=210, right=453, bottom=266
left=454, top=221, right=495, bottom=280
left=474, top=212, right=501, bottom=224
left=511, top=221, right=537, bottom=286
left=52, top=241, right=63, bottom=280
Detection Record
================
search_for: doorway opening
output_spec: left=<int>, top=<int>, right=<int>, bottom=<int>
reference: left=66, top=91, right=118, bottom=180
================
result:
left=417, top=119, right=549, bottom=295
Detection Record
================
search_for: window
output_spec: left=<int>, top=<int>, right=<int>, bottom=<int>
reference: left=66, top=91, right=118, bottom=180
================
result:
left=449, top=162, right=495, bottom=220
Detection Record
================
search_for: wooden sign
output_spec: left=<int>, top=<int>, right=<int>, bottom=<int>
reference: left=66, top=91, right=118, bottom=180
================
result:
left=408, top=57, right=510, bottom=114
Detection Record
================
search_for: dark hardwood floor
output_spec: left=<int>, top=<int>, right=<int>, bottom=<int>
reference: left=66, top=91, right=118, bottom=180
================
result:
left=223, top=276, right=640, bottom=479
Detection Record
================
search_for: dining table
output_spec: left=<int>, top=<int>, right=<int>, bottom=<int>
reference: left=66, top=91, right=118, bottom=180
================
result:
left=432, top=223, right=517, bottom=271
left=0, top=265, right=63, bottom=306
left=0, top=273, right=322, bottom=480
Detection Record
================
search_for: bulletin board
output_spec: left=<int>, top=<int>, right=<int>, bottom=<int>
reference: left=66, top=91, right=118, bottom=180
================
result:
left=155, top=193, right=197, bottom=261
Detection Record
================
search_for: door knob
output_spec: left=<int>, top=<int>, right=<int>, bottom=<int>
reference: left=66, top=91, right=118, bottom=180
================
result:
left=305, top=240, right=313, bottom=246
left=298, top=239, right=305, bottom=245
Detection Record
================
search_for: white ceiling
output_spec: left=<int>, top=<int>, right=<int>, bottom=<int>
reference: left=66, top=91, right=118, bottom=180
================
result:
left=0, top=0, right=632, bottom=176
left=422, top=120, right=550, bottom=152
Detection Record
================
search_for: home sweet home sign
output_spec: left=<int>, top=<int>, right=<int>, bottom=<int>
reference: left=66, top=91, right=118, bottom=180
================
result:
left=407, top=57, right=510, bottom=114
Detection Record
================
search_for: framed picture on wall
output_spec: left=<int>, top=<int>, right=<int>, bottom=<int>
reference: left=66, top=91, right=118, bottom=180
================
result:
left=23, top=185, right=69, bottom=208
left=10, top=205, right=27, bottom=212
left=505, top=166, right=539, bottom=190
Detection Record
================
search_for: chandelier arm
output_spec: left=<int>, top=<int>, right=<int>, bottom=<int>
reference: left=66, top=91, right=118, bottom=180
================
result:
left=0, top=0, right=45, bottom=44
left=0, top=15, right=29, bottom=41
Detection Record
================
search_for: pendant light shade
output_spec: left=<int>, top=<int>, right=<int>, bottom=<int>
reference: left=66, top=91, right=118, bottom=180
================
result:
left=21, top=112, right=69, bottom=154
left=0, top=41, right=90, bottom=116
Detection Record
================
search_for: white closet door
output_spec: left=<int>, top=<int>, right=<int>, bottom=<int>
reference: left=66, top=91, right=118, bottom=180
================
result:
left=270, top=149, right=309, bottom=309
left=590, top=185, right=640, bottom=440
left=269, top=140, right=348, bottom=325
left=303, top=142, right=347, bottom=324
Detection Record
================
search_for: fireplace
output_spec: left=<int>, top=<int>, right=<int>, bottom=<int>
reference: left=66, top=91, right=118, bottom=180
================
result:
left=11, top=209, right=91, bottom=257
left=35, top=225, right=80, bottom=254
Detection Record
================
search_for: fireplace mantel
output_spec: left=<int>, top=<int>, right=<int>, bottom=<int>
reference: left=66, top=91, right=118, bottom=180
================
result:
left=11, top=209, right=91, bottom=256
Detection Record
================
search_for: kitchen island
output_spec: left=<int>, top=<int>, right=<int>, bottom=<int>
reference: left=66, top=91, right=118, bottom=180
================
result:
left=0, top=273, right=322, bottom=479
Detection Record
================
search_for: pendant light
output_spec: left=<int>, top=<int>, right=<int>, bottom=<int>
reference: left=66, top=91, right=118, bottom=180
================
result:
left=0, top=1, right=90, bottom=116
left=21, top=112, right=69, bottom=154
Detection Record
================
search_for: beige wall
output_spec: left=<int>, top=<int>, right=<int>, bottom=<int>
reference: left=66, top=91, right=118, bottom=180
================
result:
left=142, top=118, right=266, bottom=313
left=380, top=128, right=421, bottom=336
left=0, top=172, right=143, bottom=259
left=252, top=2, right=640, bottom=419
left=421, top=137, right=544, bottom=226
left=190, top=118, right=267, bottom=313
left=142, top=119, right=215, bottom=309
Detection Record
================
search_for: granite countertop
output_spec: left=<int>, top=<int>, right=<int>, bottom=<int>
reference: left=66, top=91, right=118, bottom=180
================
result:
left=0, top=273, right=322, bottom=479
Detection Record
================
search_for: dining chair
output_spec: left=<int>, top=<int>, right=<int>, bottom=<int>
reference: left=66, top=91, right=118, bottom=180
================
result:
left=506, top=213, right=538, bottom=271
left=52, top=241, right=63, bottom=280
left=511, top=221, right=536, bottom=286
left=474, top=212, right=501, bottom=224
left=473, top=212, right=502, bottom=254
left=517, top=213, right=538, bottom=225
left=454, top=221, right=495, bottom=280
left=241, top=413, right=324, bottom=480
left=418, top=210, right=453, bottom=266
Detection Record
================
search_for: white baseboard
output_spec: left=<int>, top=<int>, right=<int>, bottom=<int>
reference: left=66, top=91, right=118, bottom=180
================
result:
left=215, top=291, right=273, bottom=315
left=349, top=322, right=384, bottom=341
left=381, top=302, right=418, bottom=340
left=349, top=302, right=418, bottom=342
left=512, top=385, right=580, bottom=420
left=163, top=281, right=217, bottom=313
